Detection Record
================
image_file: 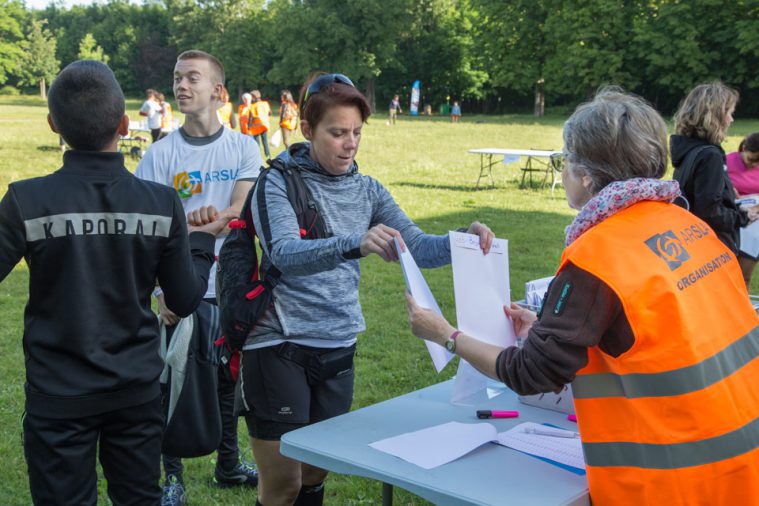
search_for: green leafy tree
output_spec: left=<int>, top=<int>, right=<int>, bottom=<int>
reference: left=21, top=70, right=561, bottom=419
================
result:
left=542, top=0, right=643, bottom=101
left=265, top=0, right=414, bottom=111
left=472, top=0, right=551, bottom=115
left=381, top=0, right=487, bottom=110
left=165, top=0, right=265, bottom=99
left=19, top=18, right=59, bottom=98
left=0, top=0, right=26, bottom=86
left=77, top=32, right=109, bottom=63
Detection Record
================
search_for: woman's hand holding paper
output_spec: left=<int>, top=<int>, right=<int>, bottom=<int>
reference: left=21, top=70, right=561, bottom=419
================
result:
left=503, top=303, right=537, bottom=339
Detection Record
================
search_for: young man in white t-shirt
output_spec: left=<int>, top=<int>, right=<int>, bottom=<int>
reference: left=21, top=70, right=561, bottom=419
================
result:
left=136, top=50, right=262, bottom=506
left=139, top=88, right=164, bottom=143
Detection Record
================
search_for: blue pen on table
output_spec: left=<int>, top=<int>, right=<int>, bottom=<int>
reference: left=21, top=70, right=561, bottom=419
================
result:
left=524, top=426, right=580, bottom=438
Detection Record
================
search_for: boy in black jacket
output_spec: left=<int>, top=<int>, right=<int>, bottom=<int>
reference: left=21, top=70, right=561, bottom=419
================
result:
left=0, top=60, right=231, bottom=505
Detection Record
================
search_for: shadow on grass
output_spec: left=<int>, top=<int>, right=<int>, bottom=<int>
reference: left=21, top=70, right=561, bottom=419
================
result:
left=392, top=181, right=496, bottom=192
left=36, top=145, right=62, bottom=152
left=393, top=179, right=563, bottom=194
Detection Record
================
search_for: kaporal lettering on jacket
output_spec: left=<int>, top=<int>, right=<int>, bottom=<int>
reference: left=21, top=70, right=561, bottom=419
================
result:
left=24, top=212, right=172, bottom=241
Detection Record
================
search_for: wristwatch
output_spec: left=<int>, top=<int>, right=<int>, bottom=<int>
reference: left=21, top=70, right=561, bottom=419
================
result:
left=445, top=330, right=461, bottom=353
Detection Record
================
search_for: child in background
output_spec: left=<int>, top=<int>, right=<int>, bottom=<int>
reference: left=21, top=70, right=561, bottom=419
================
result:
left=388, top=94, right=402, bottom=124
left=451, top=101, right=461, bottom=123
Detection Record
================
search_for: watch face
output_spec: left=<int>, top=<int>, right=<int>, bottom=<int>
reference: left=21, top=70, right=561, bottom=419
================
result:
left=445, top=339, right=455, bottom=352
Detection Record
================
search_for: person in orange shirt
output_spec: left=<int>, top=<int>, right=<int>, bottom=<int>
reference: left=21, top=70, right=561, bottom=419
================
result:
left=158, top=92, right=173, bottom=138
left=237, top=92, right=253, bottom=136
left=249, top=89, right=271, bottom=159
left=217, top=86, right=236, bottom=130
left=279, top=89, right=298, bottom=149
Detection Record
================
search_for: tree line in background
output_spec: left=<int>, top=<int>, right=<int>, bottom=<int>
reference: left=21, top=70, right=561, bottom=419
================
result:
left=2, top=0, right=759, bottom=116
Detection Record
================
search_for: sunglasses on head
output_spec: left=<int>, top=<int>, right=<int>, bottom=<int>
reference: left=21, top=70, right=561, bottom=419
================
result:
left=302, top=73, right=355, bottom=107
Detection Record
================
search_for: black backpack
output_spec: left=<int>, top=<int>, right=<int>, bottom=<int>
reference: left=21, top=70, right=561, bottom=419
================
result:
left=217, top=158, right=328, bottom=351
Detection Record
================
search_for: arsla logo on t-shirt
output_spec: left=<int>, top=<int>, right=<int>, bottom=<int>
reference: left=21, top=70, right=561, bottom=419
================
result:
left=645, top=230, right=690, bottom=270
left=173, top=171, right=203, bottom=199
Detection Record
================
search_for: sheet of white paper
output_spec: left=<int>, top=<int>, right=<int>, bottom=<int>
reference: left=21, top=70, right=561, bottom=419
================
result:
left=449, top=232, right=515, bottom=401
left=451, top=360, right=488, bottom=403
left=449, top=232, right=515, bottom=348
left=395, top=238, right=453, bottom=372
left=497, top=422, right=586, bottom=470
left=369, top=421, right=497, bottom=469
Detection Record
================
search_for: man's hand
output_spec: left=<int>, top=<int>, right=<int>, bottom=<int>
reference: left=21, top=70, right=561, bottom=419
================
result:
left=467, top=221, right=495, bottom=254
left=503, top=303, right=537, bottom=339
left=156, top=292, right=179, bottom=326
left=360, top=224, right=406, bottom=262
left=187, top=205, right=219, bottom=226
left=188, top=211, right=235, bottom=236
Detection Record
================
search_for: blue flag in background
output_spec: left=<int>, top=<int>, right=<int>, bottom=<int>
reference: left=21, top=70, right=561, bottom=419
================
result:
left=410, top=80, right=420, bottom=116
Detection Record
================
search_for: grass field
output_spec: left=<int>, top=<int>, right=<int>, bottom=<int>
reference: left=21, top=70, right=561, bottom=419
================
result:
left=1, top=95, right=758, bottom=505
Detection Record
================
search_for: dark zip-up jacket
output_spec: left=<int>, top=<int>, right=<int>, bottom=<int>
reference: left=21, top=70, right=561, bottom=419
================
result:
left=0, top=151, right=215, bottom=419
left=670, top=135, right=748, bottom=254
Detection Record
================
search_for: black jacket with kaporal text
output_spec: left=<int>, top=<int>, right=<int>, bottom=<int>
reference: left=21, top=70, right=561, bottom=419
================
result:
left=0, top=151, right=214, bottom=419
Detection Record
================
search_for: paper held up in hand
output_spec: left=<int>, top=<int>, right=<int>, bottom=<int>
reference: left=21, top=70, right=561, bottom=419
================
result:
left=449, top=231, right=516, bottom=401
left=395, top=238, right=453, bottom=372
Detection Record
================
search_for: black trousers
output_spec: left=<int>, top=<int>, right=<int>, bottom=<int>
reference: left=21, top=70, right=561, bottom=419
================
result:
left=163, top=362, right=240, bottom=477
left=24, top=396, right=163, bottom=506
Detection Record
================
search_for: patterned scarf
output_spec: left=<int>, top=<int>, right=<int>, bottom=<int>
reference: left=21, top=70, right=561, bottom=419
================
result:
left=565, top=178, right=682, bottom=246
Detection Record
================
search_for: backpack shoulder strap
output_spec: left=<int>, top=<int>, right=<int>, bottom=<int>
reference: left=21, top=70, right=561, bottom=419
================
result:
left=267, top=158, right=328, bottom=239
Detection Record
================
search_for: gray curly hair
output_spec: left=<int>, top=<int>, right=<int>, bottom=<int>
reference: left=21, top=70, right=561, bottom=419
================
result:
left=563, top=87, right=669, bottom=195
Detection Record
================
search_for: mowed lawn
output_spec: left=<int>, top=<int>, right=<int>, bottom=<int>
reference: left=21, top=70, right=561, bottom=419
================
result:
left=1, top=95, right=758, bottom=505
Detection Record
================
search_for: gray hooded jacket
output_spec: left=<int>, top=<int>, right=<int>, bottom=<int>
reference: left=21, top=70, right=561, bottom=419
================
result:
left=246, top=142, right=452, bottom=348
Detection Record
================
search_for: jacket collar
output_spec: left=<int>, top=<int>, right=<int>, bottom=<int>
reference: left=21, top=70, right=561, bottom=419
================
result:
left=58, top=150, right=130, bottom=177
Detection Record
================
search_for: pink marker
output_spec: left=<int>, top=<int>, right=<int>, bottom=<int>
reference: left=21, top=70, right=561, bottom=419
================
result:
left=567, top=414, right=577, bottom=422
left=476, top=410, right=519, bottom=419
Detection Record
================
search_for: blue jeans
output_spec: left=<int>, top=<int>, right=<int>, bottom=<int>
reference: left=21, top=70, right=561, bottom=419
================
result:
left=254, top=131, right=270, bottom=159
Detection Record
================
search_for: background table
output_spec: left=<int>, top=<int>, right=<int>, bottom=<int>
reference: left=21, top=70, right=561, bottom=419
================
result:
left=468, top=148, right=562, bottom=190
left=281, top=379, right=589, bottom=505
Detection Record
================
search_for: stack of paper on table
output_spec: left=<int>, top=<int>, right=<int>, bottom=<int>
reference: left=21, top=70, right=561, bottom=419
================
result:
left=369, top=421, right=585, bottom=472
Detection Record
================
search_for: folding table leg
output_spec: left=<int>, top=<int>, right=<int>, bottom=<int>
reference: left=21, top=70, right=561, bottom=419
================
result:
left=382, top=482, right=393, bottom=506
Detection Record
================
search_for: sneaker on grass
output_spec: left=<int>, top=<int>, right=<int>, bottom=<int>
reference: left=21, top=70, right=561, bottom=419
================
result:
left=161, top=474, right=186, bottom=506
left=213, top=456, right=259, bottom=488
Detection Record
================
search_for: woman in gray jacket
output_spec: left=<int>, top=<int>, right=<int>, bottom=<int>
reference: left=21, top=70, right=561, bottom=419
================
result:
left=243, top=73, right=493, bottom=506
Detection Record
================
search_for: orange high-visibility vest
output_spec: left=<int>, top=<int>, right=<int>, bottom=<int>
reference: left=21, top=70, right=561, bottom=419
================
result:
left=217, top=101, right=233, bottom=129
left=238, top=103, right=253, bottom=135
left=249, top=100, right=271, bottom=136
left=280, top=102, right=298, bottom=131
left=558, top=201, right=759, bottom=505
left=160, top=103, right=173, bottom=130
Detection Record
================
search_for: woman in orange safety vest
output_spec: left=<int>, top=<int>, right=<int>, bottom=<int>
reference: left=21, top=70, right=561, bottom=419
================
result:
left=217, top=86, right=236, bottom=130
left=238, top=92, right=253, bottom=136
left=249, top=89, right=271, bottom=159
left=279, top=89, right=298, bottom=149
left=405, top=88, right=759, bottom=505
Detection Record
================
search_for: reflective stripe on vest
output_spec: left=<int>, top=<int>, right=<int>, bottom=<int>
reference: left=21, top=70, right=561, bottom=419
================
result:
left=573, top=325, right=759, bottom=399
left=583, top=415, right=759, bottom=469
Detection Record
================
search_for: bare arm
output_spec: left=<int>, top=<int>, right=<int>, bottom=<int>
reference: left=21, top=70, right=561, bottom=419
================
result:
left=405, top=291, right=507, bottom=380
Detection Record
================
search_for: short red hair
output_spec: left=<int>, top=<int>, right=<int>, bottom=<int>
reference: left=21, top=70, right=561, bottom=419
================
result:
left=298, top=73, right=371, bottom=128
